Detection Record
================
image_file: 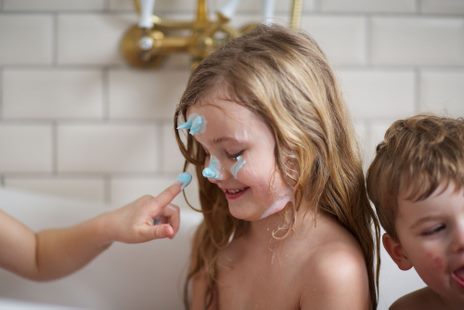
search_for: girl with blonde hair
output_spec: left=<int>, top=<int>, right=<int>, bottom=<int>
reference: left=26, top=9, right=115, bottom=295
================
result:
left=175, top=24, right=380, bottom=309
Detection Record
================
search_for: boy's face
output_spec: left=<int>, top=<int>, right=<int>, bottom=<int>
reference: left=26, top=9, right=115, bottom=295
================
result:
left=186, top=94, right=293, bottom=221
left=383, top=183, right=464, bottom=304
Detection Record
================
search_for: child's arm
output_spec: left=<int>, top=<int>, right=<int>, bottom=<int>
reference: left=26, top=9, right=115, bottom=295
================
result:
left=300, top=247, right=370, bottom=309
left=0, top=182, right=181, bottom=281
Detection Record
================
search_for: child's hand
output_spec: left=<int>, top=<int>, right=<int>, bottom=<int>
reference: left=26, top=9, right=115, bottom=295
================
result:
left=103, top=182, right=182, bottom=243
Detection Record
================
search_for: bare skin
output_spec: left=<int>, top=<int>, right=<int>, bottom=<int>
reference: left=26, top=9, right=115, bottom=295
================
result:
left=0, top=182, right=181, bottom=281
left=390, top=287, right=463, bottom=310
left=191, top=204, right=370, bottom=310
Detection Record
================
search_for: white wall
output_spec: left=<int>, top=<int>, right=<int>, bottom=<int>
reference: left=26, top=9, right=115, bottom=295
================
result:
left=1, top=0, right=463, bottom=204
left=0, top=0, right=463, bottom=308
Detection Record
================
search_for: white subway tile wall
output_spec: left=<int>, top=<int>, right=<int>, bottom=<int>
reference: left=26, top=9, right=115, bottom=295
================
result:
left=3, top=0, right=106, bottom=11
left=337, top=69, right=416, bottom=119
left=320, top=0, right=417, bottom=13
left=3, top=69, right=104, bottom=119
left=371, top=17, right=464, bottom=66
left=420, top=0, right=464, bottom=15
left=420, top=70, right=464, bottom=115
left=300, top=16, right=367, bottom=65
left=57, top=14, right=133, bottom=65
left=57, top=123, right=159, bottom=173
left=161, top=121, right=185, bottom=173
left=4, top=176, right=105, bottom=202
left=108, top=0, right=315, bottom=13
left=0, top=124, right=53, bottom=172
left=0, top=1, right=462, bottom=214
left=0, top=15, right=53, bottom=65
left=108, top=69, right=189, bottom=119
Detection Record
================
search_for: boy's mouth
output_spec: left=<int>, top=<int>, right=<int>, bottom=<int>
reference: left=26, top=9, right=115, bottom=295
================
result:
left=224, top=187, right=249, bottom=200
left=451, top=267, right=464, bottom=289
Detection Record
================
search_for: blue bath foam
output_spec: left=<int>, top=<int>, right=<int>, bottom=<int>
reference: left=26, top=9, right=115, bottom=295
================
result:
left=202, top=155, right=222, bottom=180
left=189, top=115, right=206, bottom=135
left=231, top=155, right=246, bottom=178
left=177, top=172, right=192, bottom=189
left=177, top=114, right=206, bottom=135
left=177, top=118, right=193, bottom=130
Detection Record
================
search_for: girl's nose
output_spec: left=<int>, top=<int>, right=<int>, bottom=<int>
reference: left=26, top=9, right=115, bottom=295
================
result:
left=202, top=155, right=225, bottom=183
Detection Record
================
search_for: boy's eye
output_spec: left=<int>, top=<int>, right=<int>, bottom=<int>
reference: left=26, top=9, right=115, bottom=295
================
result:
left=421, top=224, right=446, bottom=236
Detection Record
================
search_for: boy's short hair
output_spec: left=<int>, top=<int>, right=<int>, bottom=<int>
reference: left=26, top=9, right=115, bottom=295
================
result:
left=367, top=115, right=464, bottom=240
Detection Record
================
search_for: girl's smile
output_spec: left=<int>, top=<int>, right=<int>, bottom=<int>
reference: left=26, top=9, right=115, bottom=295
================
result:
left=186, top=94, right=293, bottom=221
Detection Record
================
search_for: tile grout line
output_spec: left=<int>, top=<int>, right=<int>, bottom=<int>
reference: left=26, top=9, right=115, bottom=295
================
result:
left=156, top=121, right=164, bottom=174
left=104, top=175, right=111, bottom=206
left=414, top=67, right=421, bottom=114
left=415, top=0, right=421, bottom=14
left=2, top=171, right=179, bottom=178
left=53, top=12, right=58, bottom=66
left=363, top=119, right=372, bottom=171
left=365, top=15, right=372, bottom=66
left=0, top=68, right=3, bottom=120
left=102, top=68, right=109, bottom=120
left=2, top=63, right=464, bottom=70
left=103, top=0, right=110, bottom=12
left=52, top=121, right=58, bottom=175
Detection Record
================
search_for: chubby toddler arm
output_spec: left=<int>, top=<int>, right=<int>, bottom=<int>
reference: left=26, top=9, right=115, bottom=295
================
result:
left=0, top=182, right=182, bottom=281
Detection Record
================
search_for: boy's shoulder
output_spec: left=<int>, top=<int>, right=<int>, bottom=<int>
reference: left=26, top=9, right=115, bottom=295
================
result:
left=390, top=287, right=444, bottom=310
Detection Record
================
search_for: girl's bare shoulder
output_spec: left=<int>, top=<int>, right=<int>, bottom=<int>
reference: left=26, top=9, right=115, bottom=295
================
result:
left=298, top=214, right=370, bottom=309
left=303, top=211, right=366, bottom=261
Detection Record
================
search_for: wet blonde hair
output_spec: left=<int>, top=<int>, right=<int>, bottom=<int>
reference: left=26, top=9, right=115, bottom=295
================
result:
left=367, top=114, right=464, bottom=240
left=175, top=24, right=380, bottom=309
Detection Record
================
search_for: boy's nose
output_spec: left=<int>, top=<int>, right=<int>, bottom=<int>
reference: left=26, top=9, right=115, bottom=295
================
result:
left=450, top=225, right=464, bottom=253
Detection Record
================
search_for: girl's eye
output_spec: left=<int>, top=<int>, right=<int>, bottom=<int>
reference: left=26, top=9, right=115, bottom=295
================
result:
left=227, top=150, right=244, bottom=161
left=421, top=224, right=446, bottom=236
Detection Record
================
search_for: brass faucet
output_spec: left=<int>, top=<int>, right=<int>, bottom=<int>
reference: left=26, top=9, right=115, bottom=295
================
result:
left=120, top=0, right=303, bottom=69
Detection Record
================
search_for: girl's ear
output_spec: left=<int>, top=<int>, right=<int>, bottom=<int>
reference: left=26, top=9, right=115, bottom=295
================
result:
left=382, top=233, right=413, bottom=271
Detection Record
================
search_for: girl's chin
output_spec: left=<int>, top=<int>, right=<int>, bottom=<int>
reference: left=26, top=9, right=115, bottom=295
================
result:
left=227, top=205, right=259, bottom=222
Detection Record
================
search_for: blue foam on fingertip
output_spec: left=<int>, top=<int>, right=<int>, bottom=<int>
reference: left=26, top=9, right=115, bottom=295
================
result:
left=177, top=172, right=192, bottom=189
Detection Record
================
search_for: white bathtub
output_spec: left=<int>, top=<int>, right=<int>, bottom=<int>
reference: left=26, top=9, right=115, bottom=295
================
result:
left=0, top=188, right=423, bottom=309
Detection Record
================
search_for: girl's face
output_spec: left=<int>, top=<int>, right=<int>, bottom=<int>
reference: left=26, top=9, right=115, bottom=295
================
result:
left=186, top=95, right=293, bottom=221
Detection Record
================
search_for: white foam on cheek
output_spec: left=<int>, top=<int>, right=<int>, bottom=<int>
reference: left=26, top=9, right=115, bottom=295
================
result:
left=259, top=187, right=293, bottom=219
left=231, top=155, right=246, bottom=178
